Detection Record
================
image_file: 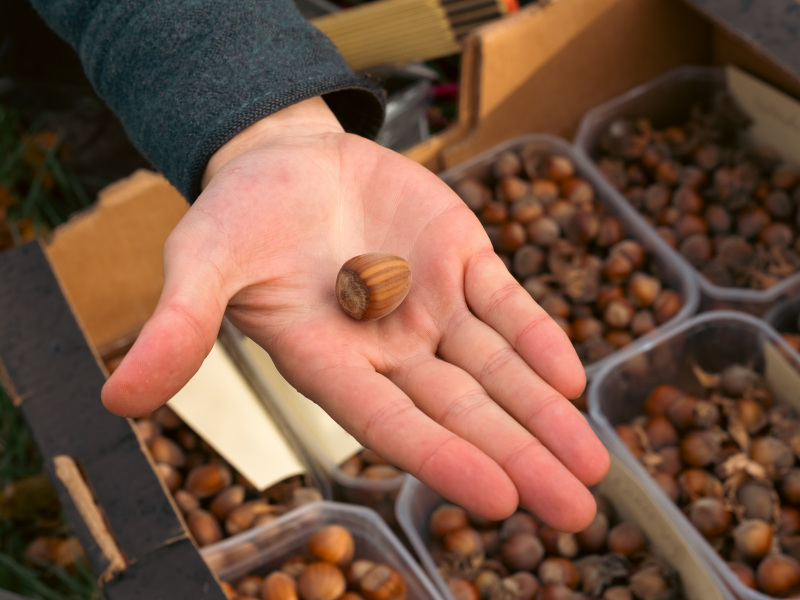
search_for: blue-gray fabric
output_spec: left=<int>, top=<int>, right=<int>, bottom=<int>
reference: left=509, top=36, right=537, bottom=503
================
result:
left=28, top=0, right=386, bottom=202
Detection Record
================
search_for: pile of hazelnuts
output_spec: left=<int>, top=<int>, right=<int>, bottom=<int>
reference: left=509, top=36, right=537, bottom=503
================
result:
left=594, top=92, right=800, bottom=291
left=134, top=405, right=323, bottom=548
left=452, top=144, right=683, bottom=367
left=219, top=523, right=408, bottom=600
left=614, top=363, right=800, bottom=597
left=426, top=493, right=683, bottom=600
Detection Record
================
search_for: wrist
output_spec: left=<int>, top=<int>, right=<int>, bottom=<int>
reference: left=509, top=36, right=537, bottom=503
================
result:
left=201, top=96, right=344, bottom=188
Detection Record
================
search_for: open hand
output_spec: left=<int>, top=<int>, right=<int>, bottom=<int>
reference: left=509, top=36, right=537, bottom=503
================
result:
left=101, top=97, right=609, bottom=531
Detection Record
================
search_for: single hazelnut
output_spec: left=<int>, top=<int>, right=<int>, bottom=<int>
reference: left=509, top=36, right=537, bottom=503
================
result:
left=297, top=562, right=347, bottom=600
left=731, top=519, right=773, bottom=560
left=482, top=201, right=509, bottom=224
left=429, top=504, right=470, bottom=539
left=308, top=524, right=355, bottom=566
left=496, top=175, right=530, bottom=203
left=209, top=484, right=246, bottom=521
left=454, top=178, right=491, bottom=212
left=336, top=253, right=412, bottom=321
left=148, top=435, right=186, bottom=468
left=261, top=571, right=299, bottom=600
left=448, top=576, right=480, bottom=600
left=501, top=532, right=545, bottom=571
left=358, top=564, right=407, bottom=600
left=185, top=463, right=233, bottom=499
left=186, top=508, right=223, bottom=547
left=493, top=150, right=523, bottom=179
left=538, top=557, right=581, bottom=589
left=235, top=575, right=264, bottom=598
left=527, top=216, right=561, bottom=246
left=756, top=554, right=800, bottom=596
left=606, top=522, right=647, bottom=557
left=687, top=497, right=731, bottom=539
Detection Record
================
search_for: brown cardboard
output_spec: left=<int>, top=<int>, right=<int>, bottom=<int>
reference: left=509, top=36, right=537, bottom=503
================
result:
left=3, top=0, right=800, bottom=596
left=405, top=0, right=800, bottom=173
left=44, top=170, right=188, bottom=355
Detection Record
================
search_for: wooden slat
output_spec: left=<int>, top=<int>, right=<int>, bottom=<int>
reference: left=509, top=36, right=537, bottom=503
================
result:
left=0, top=241, right=225, bottom=599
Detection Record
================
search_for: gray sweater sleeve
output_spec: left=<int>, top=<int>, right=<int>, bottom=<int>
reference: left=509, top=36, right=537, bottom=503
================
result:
left=28, top=1, right=386, bottom=202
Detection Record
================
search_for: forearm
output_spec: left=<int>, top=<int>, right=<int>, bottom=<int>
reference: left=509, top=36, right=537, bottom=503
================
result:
left=29, top=0, right=386, bottom=201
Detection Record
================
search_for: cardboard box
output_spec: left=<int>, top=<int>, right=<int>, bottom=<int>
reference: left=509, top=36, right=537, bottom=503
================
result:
left=2, top=0, right=800, bottom=596
left=404, top=0, right=800, bottom=173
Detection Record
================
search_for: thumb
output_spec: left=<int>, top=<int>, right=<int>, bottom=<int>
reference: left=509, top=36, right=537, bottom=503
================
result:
left=101, top=241, right=231, bottom=417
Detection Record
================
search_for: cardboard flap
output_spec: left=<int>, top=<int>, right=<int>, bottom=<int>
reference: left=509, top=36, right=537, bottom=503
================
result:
left=45, top=170, right=189, bottom=353
left=439, top=0, right=711, bottom=169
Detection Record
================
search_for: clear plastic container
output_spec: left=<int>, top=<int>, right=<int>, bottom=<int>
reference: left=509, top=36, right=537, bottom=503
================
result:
left=588, top=310, right=800, bottom=600
left=395, top=452, right=735, bottom=600
left=217, top=319, right=406, bottom=530
left=438, top=133, right=700, bottom=381
left=574, top=65, right=800, bottom=316
left=203, top=499, right=445, bottom=599
left=764, top=294, right=800, bottom=337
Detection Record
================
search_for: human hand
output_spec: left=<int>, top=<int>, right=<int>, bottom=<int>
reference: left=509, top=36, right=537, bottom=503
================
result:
left=102, top=97, right=609, bottom=531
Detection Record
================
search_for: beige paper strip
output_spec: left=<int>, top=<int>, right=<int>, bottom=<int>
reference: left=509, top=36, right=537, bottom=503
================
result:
left=240, top=337, right=363, bottom=468
left=53, top=455, right=127, bottom=583
left=167, top=341, right=305, bottom=491
left=726, top=65, right=800, bottom=166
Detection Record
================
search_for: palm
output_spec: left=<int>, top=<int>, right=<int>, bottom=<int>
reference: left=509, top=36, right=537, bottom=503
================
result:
left=104, top=131, right=609, bottom=530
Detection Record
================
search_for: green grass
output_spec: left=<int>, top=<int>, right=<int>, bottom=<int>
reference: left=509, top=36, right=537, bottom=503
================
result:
left=0, top=383, right=100, bottom=599
left=1, top=100, right=101, bottom=598
left=0, top=104, right=96, bottom=249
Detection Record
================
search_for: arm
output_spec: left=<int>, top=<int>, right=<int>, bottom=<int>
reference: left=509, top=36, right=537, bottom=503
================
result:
left=29, top=0, right=385, bottom=201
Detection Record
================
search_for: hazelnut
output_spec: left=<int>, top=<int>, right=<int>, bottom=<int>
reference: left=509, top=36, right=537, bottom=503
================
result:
left=148, top=435, right=186, bottom=467
left=687, top=497, right=731, bottom=539
left=575, top=511, right=609, bottom=552
left=538, top=557, right=580, bottom=589
left=756, top=554, right=800, bottom=596
left=627, top=273, right=661, bottom=308
left=750, top=435, right=794, bottom=479
left=429, top=504, right=470, bottom=539
left=186, top=508, right=223, bottom=547
left=308, top=525, right=355, bottom=566
left=358, top=564, right=407, bottom=600
left=448, top=577, right=480, bottom=600
left=497, top=221, right=528, bottom=253
left=444, top=527, right=484, bottom=566
left=335, top=253, right=412, bottom=321
left=501, top=532, right=545, bottom=571
left=493, top=150, right=523, bottom=179
left=185, top=463, right=233, bottom=499
left=512, top=244, right=545, bottom=279
left=209, top=484, right=246, bottom=521
left=527, top=216, right=561, bottom=246
left=455, top=179, right=491, bottom=212
left=643, top=383, right=685, bottom=417
left=261, top=571, right=299, bottom=600
left=297, top=562, right=347, bottom=600
left=731, top=519, right=773, bottom=560
left=727, top=561, right=757, bottom=589
left=606, top=522, right=646, bottom=557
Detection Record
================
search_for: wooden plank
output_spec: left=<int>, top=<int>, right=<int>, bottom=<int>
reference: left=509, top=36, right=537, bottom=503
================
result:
left=102, top=538, right=227, bottom=600
left=0, top=242, right=223, bottom=598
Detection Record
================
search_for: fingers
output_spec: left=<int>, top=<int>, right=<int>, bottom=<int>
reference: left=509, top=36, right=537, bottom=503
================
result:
left=281, top=353, right=520, bottom=520
left=438, top=308, right=608, bottom=478
left=464, top=252, right=586, bottom=400
left=394, top=352, right=601, bottom=532
left=101, top=227, right=231, bottom=417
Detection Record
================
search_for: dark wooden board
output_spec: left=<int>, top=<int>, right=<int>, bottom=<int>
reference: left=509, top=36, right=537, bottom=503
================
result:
left=0, top=242, right=226, bottom=599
